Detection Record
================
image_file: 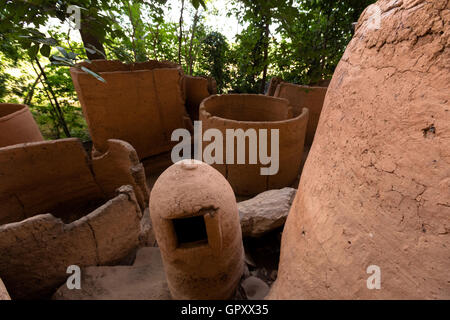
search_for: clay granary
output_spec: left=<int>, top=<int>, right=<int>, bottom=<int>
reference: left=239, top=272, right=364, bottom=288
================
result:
left=71, top=60, right=216, bottom=161
left=0, top=103, right=43, bottom=148
left=200, top=94, right=309, bottom=196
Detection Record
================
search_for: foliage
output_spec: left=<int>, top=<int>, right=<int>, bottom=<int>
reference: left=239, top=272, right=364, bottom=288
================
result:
left=197, top=31, right=230, bottom=93
left=0, top=0, right=374, bottom=141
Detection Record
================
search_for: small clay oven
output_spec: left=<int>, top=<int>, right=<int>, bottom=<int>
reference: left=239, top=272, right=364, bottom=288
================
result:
left=199, top=94, right=309, bottom=196
left=272, top=83, right=328, bottom=146
left=0, top=103, right=43, bottom=148
left=71, top=60, right=215, bottom=160
left=0, top=138, right=148, bottom=299
left=149, top=160, right=244, bottom=299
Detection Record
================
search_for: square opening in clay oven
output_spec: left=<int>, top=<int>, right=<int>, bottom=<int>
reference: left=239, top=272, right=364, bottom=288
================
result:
left=172, top=215, right=208, bottom=248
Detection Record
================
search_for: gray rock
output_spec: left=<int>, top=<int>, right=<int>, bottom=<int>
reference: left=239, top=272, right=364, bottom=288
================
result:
left=53, top=247, right=171, bottom=300
left=239, top=188, right=296, bottom=237
left=241, top=276, right=269, bottom=300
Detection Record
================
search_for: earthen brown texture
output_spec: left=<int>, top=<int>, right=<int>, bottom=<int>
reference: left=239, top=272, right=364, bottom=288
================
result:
left=0, top=278, right=10, bottom=300
left=184, top=75, right=217, bottom=121
left=266, top=77, right=284, bottom=97
left=0, top=103, right=43, bottom=148
left=0, top=138, right=148, bottom=299
left=53, top=247, right=171, bottom=300
left=70, top=60, right=192, bottom=159
left=200, top=94, right=309, bottom=196
left=269, top=0, right=450, bottom=299
left=150, top=160, right=244, bottom=299
left=273, top=83, right=328, bottom=146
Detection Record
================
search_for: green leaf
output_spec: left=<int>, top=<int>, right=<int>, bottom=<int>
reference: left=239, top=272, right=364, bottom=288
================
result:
left=84, top=44, right=107, bottom=59
left=40, top=44, right=51, bottom=57
left=28, top=44, right=40, bottom=59
left=50, top=60, right=73, bottom=67
left=56, top=46, right=69, bottom=58
left=50, top=55, right=75, bottom=66
left=80, top=66, right=106, bottom=83
left=32, top=37, right=58, bottom=46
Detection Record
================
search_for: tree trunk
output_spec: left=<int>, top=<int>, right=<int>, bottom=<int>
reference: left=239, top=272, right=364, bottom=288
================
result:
left=34, top=59, right=71, bottom=137
left=187, top=9, right=199, bottom=75
left=260, top=20, right=270, bottom=94
left=178, top=0, right=185, bottom=65
left=79, top=17, right=107, bottom=60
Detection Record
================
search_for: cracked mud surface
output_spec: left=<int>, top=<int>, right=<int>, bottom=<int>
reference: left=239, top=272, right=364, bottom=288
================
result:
left=270, top=0, right=450, bottom=299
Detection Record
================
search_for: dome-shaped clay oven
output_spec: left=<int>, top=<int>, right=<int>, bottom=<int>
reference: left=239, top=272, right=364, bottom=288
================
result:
left=269, top=0, right=450, bottom=299
left=200, top=94, right=309, bottom=196
left=149, top=159, right=244, bottom=299
left=0, top=103, right=43, bottom=148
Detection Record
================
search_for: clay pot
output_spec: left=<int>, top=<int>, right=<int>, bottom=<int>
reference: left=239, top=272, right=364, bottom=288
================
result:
left=183, top=75, right=217, bottom=121
left=149, top=160, right=244, bottom=299
left=269, top=0, right=450, bottom=299
left=199, top=94, right=309, bottom=196
left=273, top=83, right=328, bottom=147
left=266, top=77, right=284, bottom=97
left=0, top=103, right=43, bottom=148
left=0, top=278, right=10, bottom=300
left=0, top=138, right=149, bottom=299
left=70, top=60, right=192, bottom=160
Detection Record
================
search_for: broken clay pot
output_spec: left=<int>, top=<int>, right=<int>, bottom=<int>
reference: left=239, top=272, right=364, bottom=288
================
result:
left=184, top=75, right=217, bottom=121
left=0, top=138, right=149, bottom=299
left=0, top=103, right=43, bottom=148
left=273, top=83, right=328, bottom=146
left=200, top=94, right=309, bottom=196
left=269, top=0, right=450, bottom=299
left=70, top=60, right=192, bottom=160
left=150, top=160, right=244, bottom=299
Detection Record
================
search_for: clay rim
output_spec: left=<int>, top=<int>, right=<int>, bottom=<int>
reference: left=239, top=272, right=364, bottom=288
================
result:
left=199, top=94, right=309, bottom=125
left=70, top=59, right=183, bottom=75
left=0, top=104, right=30, bottom=123
left=0, top=138, right=137, bottom=227
left=276, top=82, right=329, bottom=91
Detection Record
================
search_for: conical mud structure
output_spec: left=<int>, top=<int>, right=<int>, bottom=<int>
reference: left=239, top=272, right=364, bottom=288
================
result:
left=269, top=0, right=450, bottom=299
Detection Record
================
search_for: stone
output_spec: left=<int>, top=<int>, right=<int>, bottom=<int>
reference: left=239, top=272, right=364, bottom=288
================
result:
left=139, top=208, right=157, bottom=247
left=239, top=188, right=296, bottom=237
left=150, top=160, right=244, bottom=299
left=0, top=278, right=10, bottom=300
left=269, top=0, right=450, bottom=299
left=53, top=247, right=171, bottom=300
left=200, top=94, right=309, bottom=196
left=0, top=103, right=43, bottom=148
left=71, top=60, right=192, bottom=160
left=0, top=138, right=147, bottom=299
left=241, top=276, right=270, bottom=300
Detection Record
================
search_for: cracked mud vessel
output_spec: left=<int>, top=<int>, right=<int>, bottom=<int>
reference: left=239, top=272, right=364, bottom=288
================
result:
left=269, top=0, right=450, bottom=299
left=149, top=159, right=244, bottom=300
